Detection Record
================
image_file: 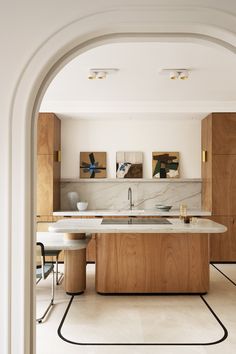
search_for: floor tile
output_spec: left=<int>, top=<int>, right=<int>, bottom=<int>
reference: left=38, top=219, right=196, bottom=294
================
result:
left=36, top=264, right=236, bottom=354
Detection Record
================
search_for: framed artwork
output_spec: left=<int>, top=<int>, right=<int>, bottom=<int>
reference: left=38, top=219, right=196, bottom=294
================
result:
left=152, top=152, right=179, bottom=178
left=116, top=151, right=143, bottom=178
left=80, top=152, right=106, bottom=178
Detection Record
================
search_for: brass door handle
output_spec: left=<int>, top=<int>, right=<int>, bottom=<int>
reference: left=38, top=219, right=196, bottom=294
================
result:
left=202, top=150, right=207, bottom=163
left=54, top=150, right=61, bottom=162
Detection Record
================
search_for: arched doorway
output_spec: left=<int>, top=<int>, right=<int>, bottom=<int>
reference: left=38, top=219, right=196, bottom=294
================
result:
left=8, top=7, right=236, bottom=354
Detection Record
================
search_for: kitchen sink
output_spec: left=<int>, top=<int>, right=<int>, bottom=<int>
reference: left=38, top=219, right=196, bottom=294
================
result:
left=101, top=218, right=172, bottom=225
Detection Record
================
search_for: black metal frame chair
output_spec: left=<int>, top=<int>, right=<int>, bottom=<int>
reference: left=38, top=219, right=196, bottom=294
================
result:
left=36, top=242, right=54, bottom=323
left=44, top=250, right=64, bottom=285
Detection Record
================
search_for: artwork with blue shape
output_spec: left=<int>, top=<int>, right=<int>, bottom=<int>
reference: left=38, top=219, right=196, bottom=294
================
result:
left=80, top=152, right=106, bottom=178
left=116, top=151, right=143, bottom=178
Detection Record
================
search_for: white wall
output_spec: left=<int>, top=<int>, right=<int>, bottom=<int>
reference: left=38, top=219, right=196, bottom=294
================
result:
left=61, top=117, right=201, bottom=178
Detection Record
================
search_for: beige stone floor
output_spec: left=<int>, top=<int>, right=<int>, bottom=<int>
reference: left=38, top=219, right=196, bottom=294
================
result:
left=37, top=263, right=236, bottom=354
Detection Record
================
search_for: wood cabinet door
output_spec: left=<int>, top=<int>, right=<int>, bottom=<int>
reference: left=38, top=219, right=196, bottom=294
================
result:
left=37, top=155, right=53, bottom=215
left=37, top=156, right=61, bottom=215
left=201, top=115, right=212, bottom=211
left=37, top=113, right=61, bottom=215
left=212, top=113, right=236, bottom=154
left=53, top=114, right=61, bottom=152
left=210, top=216, right=236, bottom=262
left=212, top=155, right=236, bottom=215
left=37, top=113, right=55, bottom=154
left=53, top=159, right=61, bottom=211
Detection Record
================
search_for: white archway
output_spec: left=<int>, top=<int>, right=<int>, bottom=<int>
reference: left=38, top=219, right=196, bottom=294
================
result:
left=6, top=6, right=236, bottom=354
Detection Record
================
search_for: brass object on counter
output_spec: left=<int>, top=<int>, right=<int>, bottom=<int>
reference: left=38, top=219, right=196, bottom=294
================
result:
left=184, top=216, right=190, bottom=224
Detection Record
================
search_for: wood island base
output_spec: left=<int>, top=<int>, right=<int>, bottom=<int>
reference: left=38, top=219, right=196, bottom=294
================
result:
left=95, top=233, right=210, bottom=294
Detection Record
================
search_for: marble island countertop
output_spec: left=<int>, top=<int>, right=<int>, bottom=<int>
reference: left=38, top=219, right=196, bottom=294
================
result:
left=53, top=209, right=211, bottom=217
left=37, top=232, right=92, bottom=250
left=49, top=218, right=226, bottom=234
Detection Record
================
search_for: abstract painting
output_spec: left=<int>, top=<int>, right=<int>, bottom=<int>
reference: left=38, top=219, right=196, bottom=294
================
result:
left=80, top=152, right=106, bottom=178
left=116, top=151, right=143, bottom=178
left=152, top=152, right=179, bottom=178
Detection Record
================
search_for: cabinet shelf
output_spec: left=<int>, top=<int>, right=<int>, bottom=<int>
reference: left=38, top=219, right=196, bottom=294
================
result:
left=61, top=178, right=202, bottom=183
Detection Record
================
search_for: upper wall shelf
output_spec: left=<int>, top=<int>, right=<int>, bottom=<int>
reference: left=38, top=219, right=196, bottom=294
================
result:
left=61, top=178, right=202, bottom=183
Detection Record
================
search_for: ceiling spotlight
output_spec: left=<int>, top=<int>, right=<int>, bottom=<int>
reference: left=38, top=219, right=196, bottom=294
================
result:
left=179, top=70, right=189, bottom=80
left=161, top=69, right=190, bottom=80
left=88, top=71, right=96, bottom=80
left=96, top=71, right=106, bottom=79
left=169, top=71, right=179, bottom=80
left=88, top=68, right=119, bottom=80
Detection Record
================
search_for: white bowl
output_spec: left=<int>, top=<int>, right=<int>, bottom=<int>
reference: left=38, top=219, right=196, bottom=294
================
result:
left=77, top=202, right=88, bottom=211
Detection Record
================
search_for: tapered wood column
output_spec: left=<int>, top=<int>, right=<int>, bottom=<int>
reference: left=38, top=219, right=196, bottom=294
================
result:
left=64, top=233, right=86, bottom=295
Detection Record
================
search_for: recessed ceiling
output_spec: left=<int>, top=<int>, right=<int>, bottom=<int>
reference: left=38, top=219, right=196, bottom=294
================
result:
left=40, top=41, right=236, bottom=118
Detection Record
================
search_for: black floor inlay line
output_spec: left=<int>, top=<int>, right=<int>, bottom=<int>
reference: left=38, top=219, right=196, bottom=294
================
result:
left=57, top=294, right=228, bottom=346
left=211, top=263, right=236, bottom=287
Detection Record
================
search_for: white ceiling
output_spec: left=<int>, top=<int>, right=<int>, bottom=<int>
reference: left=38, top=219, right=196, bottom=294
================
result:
left=40, top=41, right=236, bottom=119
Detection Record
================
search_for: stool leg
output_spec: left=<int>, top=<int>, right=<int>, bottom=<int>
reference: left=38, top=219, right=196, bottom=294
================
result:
left=64, top=249, right=86, bottom=295
left=56, top=254, right=59, bottom=284
left=55, top=253, right=64, bottom=285
left=37, top=267, right=54, bottom=323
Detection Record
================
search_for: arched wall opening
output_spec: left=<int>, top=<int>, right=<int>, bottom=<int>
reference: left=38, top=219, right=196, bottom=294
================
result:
left=8, top=8, right=236, bottom=354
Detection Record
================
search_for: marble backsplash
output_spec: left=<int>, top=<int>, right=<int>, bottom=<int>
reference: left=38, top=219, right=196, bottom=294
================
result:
left=60, top=180, right=201, bottom=211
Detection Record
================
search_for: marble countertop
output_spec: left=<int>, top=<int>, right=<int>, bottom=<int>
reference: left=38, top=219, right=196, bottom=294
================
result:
left=53, top=209, right=211, bottom=217
left=48, top=218, right=226, bottom=234
left=37, top=232, right=91, bottom=250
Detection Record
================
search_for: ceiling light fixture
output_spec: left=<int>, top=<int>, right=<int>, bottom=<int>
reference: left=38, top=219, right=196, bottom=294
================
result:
left=161, top=69, right=189, bottom=80
left=88, top=71, right=96, bottom=80
left=169, top=71, right=179, bottom=80
left=96, top=71, right=106, bottom=79
left=179, top=70, right=189, bottom=80
left=88, top=68, right=119, bottom=80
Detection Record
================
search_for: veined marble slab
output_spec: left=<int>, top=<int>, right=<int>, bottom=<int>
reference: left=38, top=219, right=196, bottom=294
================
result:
left=61, top=180, right=201, bottom=210
left=53, top=209, right=211, bottom=217
left=49, top=218, right=227, bottom=234
left=37, top=232, right=91, bottom=251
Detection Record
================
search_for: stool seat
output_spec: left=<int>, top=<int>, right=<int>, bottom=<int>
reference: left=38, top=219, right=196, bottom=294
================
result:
left=45, top=250, right=61, bottom=256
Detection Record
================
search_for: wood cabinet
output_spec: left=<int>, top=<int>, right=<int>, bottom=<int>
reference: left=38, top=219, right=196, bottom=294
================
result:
left=37, top=113, right=62, bottom=260
left=201, top=115, right=212, bottom=212
left=37, top=112, right=61, bottom=154
left=210, top=216, right=236, bottom=262
left=212, top=113, right=236, bottom=154
left=37, top=113, right=61, bottom=216
left=201, top=113, right=236, bottom=261
left=212, top=155, right=236, bottom=216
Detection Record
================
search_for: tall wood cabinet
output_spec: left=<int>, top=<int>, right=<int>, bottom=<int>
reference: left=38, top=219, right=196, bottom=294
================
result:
left=202, top=113, right=236, bottom=261
left=37, top=113, right=63, bottom=261
left=36, top=113, right=96, bottom=263
left=37, top=113, right=61, bottom=216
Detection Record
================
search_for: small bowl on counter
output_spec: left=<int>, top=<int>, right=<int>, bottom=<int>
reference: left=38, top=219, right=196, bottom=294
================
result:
left=155, top=204, right=172, bottom=212
left=77, top=202, right=88, bottom=211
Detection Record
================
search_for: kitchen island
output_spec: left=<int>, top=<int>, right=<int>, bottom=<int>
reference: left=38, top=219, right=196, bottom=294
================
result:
left=48, top=218, right=226, bottom=294
left=53, top=209, right=211, bottom=217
